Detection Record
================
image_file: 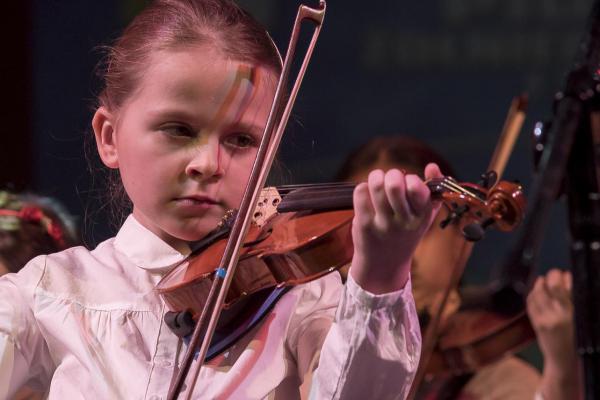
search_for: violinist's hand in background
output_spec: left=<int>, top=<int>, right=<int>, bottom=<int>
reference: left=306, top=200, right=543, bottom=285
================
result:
left=349, top=164, right=442, bottom=294
left=527, top=269, right=580, bottom=400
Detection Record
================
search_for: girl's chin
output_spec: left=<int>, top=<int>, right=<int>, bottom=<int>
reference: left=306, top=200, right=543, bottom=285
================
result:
left=173, top=218, right=222, bottom=241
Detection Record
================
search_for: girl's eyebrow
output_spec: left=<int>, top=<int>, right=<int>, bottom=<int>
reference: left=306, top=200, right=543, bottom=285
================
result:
left=230, top=121, right=263, bottom=136
left=146, top=108, right=203, bottom=122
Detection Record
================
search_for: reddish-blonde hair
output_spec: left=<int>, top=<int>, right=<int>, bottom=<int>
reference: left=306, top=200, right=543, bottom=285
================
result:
left=97, top=0, right=282, bottom=113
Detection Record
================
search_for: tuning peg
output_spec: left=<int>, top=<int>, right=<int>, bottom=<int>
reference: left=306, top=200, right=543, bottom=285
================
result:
left=440, top=204, right=470, bottom=229
left=462, top=223, right=485, bottom=241
left=439, top=215, right=452, bottom=229
left=479, top=170, right=498, bottom=189
left=462, top=218, right=495, bottom=242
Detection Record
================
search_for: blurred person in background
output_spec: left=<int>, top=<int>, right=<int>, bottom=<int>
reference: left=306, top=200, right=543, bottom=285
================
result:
left=0, top=191, right=79, bottom=400
left=0, top=190, right=79, bottom=399
left=337, top=135, right=541, bottom=399
left=0, top=190, right=79, bottom=275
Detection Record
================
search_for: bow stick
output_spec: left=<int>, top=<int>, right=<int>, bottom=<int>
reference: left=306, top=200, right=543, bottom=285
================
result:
left=166, top=2, right=327, bottom=399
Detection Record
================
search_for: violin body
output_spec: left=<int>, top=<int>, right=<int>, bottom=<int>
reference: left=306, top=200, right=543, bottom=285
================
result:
left=426, top=309, right=535, bottom=375
left=156, top=208, right=354, bottom=318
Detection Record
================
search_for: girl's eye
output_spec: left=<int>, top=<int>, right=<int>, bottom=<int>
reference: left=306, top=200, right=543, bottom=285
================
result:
left=223, top=133, right=257, bottom=149
left=160, top=125, right=195, bottom=138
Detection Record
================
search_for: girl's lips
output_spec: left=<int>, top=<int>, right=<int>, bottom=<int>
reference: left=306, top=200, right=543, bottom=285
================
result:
left=178, top=195, right=219, bottom=204
left=174, top=196, right=220, bottom=211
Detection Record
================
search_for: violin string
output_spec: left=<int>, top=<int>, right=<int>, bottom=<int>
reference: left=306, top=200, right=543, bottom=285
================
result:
left=278, top=178, right=453, bottom=193
left=439, top=179, right=481, bottom=200
left=434, top=180, right=478, bottom=201
left=434, top=177, right=466, bottom=194
left=276, top=182, right=354, bottom=190
left=442, top=182, right=481, bottom=201
left=275, top=180, right=459, bottom=200
left=278, top=179, right=450, bottom=195
left=435, top=181, right=461, bottom=196
left=273, top=178, right=485, bottom=205
left=274, top=183, right=355, bottom=196
left=277, top=189, right=355, bottom=199
left=427, top=178, right=460, bottom=194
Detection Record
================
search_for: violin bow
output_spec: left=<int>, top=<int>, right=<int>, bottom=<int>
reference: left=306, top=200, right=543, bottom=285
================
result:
left=167, top=2, right=327, bottom=399
left=488, top=94, right=528, bottom=180
left=407, top=94, right=528, bottom=398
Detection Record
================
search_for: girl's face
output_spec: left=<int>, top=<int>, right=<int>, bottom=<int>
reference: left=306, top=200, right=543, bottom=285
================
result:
left=94, top=46, right=278, bottom=252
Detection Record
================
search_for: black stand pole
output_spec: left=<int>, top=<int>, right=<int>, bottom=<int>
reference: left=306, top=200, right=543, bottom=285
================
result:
left=566, top=88, right=600, bottom=399
left=487, top=0, right=600, bottom=396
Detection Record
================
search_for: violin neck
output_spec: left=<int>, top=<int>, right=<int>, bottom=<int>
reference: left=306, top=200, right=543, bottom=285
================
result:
left=275, top=179, right=449, bottom=213
left=276, top=183, right=355, bottom=213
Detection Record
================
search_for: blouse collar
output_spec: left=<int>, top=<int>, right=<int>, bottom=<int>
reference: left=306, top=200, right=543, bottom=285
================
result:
left=114, top=214, right=191, bottom=273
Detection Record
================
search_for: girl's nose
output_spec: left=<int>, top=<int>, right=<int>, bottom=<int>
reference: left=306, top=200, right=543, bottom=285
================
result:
left=185, top=140, right=223, bottom=180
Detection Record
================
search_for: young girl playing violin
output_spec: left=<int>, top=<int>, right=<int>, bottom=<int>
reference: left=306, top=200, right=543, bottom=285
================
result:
left=0, top=1, right=442, bottom=398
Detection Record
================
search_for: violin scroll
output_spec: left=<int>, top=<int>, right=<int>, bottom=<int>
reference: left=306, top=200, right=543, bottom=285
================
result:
left=486, top=181, right=526, bottom=231
left=432, top=176, right=525, bottom=241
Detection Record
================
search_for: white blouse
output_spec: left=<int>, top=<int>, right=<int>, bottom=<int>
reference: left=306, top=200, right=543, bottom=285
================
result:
left=0, top=215, right=420, bottom=399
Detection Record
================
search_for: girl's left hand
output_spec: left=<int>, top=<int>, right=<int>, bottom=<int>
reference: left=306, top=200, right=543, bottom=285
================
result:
left=349, top=164, right=443, bottom=294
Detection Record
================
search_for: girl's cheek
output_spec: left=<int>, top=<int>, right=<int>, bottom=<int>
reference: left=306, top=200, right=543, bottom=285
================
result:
left=228, top=150, right=256, bottom=172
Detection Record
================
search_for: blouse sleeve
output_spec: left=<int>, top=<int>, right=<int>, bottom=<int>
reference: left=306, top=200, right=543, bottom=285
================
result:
left=309, top=273, right=421, bottom=400
left=0, top=256, right=54, bottom=398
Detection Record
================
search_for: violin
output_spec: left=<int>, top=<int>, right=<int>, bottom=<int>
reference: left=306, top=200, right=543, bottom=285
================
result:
left=426, top=309, right=534, bottom=375
left=156, top=176, right=525, bottom=349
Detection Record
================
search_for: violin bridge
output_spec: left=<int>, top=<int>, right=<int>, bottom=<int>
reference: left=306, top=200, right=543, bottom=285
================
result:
left=255, top=187, right=282, bottom=227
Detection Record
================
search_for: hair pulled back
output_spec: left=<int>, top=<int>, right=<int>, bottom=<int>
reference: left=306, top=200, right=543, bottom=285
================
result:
left=98, top=0, right=282, bottom=113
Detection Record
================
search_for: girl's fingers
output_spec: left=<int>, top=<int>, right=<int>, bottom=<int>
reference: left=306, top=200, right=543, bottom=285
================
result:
left=424, top=162, right=443, bottom=181
left=405, top=173, right=431, bottom=216
left=353, top=182, right=375, bottom=226
left=383, top=169, right=411, bottom=221
left=368, top=169, right=395, bottom=220
left=360, top=166, right=438, bottom=230
left=424, top=163, right=443, bottom=214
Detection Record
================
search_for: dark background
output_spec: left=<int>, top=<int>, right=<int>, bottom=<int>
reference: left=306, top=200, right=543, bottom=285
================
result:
left=1, top=0, right=592, bottom=367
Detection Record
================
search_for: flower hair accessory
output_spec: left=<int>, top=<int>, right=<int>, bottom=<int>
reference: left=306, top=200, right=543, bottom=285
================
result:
left=0, top=191, right=66, bottom=247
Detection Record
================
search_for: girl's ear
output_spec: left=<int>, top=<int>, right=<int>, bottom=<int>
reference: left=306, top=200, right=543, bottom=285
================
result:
left=92, top=106, right=119, bottom=169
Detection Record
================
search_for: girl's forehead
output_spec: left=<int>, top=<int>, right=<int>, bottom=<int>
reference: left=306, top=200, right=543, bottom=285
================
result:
left=119, top=46, right=279, bottom=128
left=142, top=47, right=278, bottom=99
left=124, top=46, right=277, bottom=114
